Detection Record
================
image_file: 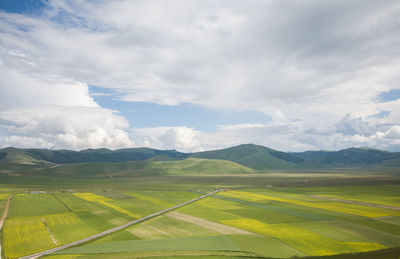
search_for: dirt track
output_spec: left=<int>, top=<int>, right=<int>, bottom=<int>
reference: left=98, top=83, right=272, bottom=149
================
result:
left=0, top=196, right=12, bottom=259
left=311, top=195, right=400, bottom=210
left=167, top=211, right=254, bottom=235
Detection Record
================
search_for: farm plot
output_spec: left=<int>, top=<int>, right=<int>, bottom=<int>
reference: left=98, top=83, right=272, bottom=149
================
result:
left=128, top=214, right=220, bottom=239
left=73, top=193, right=141, bottom=219
left=8, top=193, right=68, bottom=218
left=55, top=236, right=242, bottom=254
left=292, top=185, right=400, bottom=208
left=223, top=218, right=385, bottom=256
left=5, top=187, right=400, bottom=258
left=3, top=216, right=56, bottom=258
left=3, top=190, right=218, bottom=258
left=219, top=190, right=400, bottom=218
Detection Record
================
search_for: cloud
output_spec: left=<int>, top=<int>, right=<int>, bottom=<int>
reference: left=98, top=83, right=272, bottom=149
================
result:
left=217, top=123, right=265, bottom=131
left=384, top=125, right=400, bottom=139
left=0, top=70, right=134, bottom=150
left=0, top=0, right=400, bottom=151
left=131, top=126, right=200, bottom=152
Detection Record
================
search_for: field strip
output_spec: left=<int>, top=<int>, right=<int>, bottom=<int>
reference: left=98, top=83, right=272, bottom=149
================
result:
left=310, top=196, right=400, bottom=210
left=18, top=189, right=222, bottom=259
left=167, top=211, right=255, bottom=235
left=42, top=218, right=58, bottom=245
left=0, top=195, right=11, bottom=259
left=51, top=193, right=73, bottom=212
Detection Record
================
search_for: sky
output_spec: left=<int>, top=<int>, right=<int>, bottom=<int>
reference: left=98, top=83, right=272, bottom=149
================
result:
left=0, top=0, right=400, bottom=152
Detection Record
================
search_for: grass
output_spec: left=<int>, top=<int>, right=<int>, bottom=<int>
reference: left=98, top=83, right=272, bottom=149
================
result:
left=219, top=190, right=398, bottom=218
left=127, top=215, right=219, bottom=239
left=1, top=168, right=399, bottom=259
left=55, top=193, right=129, bottom=229
left=125, top=192, right=174, bottom=207
left=8, top=193, right=68, bottom=218
left=56, top=235, right=241, bottom=254
left=73, top=193, right=141, bottom=219
left=223, top=218, right=385, bottom=256
left=230, top=235, right=306, bottom=258
left=43, top=212, right=100, bottom=244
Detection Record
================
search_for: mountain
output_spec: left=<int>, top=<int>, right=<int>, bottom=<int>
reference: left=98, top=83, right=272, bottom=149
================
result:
left=0, top=147, right=188, bottom=165
left=190, top=144, right=309, bottom=170
left=0, top=147, right=44, bottom=165
left=27, top=158, right=256, bottom=177
left=0, top=144, right=399, bottom=170
left=291, top=147, right=400, bottom=167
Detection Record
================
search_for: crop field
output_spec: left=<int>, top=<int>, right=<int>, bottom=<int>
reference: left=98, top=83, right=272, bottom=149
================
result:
left=1, top=190, right=200, bottom=258
left=0, top=175, right=399, bottom=259
left=36, top=185, right=397, bottom=259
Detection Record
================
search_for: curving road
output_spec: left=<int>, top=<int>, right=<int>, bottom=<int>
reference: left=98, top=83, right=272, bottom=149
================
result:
left=19, top=189, right=221, bottom=259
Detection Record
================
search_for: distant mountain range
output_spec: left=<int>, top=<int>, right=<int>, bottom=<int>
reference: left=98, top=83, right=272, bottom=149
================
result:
left=1, top=144, right=399, bottom=170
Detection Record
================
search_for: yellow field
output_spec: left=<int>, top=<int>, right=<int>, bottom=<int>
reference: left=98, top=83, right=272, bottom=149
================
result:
left=44, top=212, right=100, bottom=244
left=125, top=192, right=173, bottom=207
left=223, top=218, right=385, bottom=256
left=3, top=216, right=56, bottom=258
left=220, top=191, right=395, bottom=217
left=0, top=193, right=9, bottom=200
left=73, top=193, right=140, bottom=218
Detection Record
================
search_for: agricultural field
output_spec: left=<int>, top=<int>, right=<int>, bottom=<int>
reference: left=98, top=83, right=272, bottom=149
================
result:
left=0, top=172, right=399, bottom=259
left=1, top=190, right=199, bottom=258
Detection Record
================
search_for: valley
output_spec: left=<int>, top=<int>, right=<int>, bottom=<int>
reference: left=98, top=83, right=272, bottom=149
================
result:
left=0, top=144, right=399, bottom=258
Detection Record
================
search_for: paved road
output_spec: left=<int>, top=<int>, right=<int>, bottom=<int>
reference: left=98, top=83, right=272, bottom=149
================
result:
left=19, top=189, right=221, bottom=259
left=0, top=196, right=12, bottom=259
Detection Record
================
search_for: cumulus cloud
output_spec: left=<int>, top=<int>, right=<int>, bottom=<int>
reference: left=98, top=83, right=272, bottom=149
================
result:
left=131, top=127, right=201, bottom=152
left=0, top=70, right=134, bottom=150
left=1, top=0, right=400, bottom=151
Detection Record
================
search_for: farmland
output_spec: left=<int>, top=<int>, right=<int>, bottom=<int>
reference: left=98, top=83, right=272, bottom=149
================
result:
left=0, top=167, right=399, bottom=258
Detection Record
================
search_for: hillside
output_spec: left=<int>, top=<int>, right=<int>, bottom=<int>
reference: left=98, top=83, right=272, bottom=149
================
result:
left=0, top=147, right=188, bottom=165
left=7, top=158, right=256, bottom=177
left=291, top=148, right=400, bottom=167
left=0, top=144, right=399, bottom=170
left=190, top=144, right=310, bottom=170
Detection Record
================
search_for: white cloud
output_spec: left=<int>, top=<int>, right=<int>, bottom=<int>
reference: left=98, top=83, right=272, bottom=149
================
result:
left=131, top=126, right=200, bottom=152
left=0, top=70, right=134, bottom=150
left=0, top=0, right=400, bottom=151
left=217, top=123, right=265, bottom=131
left=384, top=125, right=400, bottom=139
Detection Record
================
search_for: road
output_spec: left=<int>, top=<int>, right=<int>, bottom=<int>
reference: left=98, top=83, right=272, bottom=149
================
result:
left=19, top=189, right=221, bottom=259
left=0, top=196, right=12, bottom=259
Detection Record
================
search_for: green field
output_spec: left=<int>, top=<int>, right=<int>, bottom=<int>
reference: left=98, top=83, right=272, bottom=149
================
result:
left=0, top=167, right=399, bottom=258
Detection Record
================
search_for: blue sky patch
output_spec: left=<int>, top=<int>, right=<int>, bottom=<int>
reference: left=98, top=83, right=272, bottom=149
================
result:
left=90, top=85, right=271, bottom=131
left=379, top=89, right=400, bottom=102
left=0, top=0, right=46, bottom=14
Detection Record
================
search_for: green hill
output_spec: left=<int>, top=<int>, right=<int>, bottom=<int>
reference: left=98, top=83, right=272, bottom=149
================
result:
left=190, top=144, right=308, bottom=170
left=0, top=144, right=399, bottom=170
left=291, top=147, right=400, bottom=167
left=25, top=158, right=257, bottom=177
left=0, top=147, right=188, bottom=164
left=0, top=147, right=44, bottom=165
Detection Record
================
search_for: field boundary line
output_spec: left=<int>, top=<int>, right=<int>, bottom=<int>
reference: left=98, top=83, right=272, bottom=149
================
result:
left=0, top=195, right=12, bottom=259
left=18, top=189, right=222, bottom=259
left=42, top=218, right=58, bottom=245
left=51, top=193, right=73, bottom=212
left=310, top=195, right=400, bottom=210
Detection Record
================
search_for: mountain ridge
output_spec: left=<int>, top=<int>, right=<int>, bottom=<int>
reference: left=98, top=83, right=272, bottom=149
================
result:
left=1, top=144, right=399, bottom=170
